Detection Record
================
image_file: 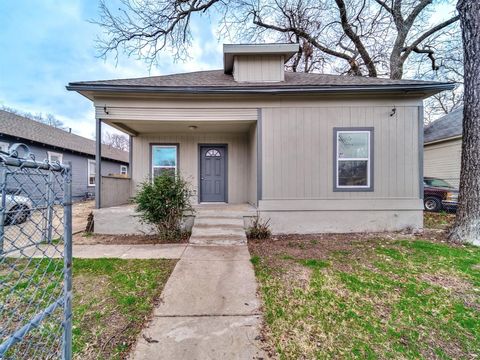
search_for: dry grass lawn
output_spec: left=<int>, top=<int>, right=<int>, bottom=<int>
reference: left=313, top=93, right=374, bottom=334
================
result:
left=249, top=231, right=480, bottom=359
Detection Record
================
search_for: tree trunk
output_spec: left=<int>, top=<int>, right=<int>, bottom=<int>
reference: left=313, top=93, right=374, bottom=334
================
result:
left=389, top=50, right=404, bottom=79
left=449, top=0, right=480, bottom=245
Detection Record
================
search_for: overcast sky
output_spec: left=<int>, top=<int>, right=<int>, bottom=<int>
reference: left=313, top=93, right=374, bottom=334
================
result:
left=0, top=0, right=223, bottom=139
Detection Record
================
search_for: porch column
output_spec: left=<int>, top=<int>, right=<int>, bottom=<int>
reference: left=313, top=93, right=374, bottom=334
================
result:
left=95, top=118, right=102, bottom=209
left=128, top=135, right=133, bottom=178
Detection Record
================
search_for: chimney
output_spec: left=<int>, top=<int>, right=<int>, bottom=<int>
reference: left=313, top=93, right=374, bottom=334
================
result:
left=223, top=43, right=299, bottom=83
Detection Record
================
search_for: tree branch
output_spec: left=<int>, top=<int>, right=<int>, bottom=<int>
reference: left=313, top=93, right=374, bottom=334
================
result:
left=405, top=0, right=432, bottom=27
left=401, top=15, right=460, bottom=61
left=411, top=46, right=439, bottom=71
left=334, top=0, right=377, bottom=76
left=373, top=0, right=393, bottom=15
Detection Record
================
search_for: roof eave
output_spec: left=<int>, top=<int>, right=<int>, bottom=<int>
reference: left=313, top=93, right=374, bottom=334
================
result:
left=424, top=134, right=462, bottom=145
left=66, top=83, right=455, bottom=96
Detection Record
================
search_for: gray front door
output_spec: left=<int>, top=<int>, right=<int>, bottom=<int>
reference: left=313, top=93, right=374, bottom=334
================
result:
left=200, top=145, right=227, bottom=202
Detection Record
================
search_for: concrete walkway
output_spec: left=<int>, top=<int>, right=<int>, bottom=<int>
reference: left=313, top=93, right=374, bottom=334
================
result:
left=130, top=245, right=266, bottom=360
left=8, top=244, right=186, bottom=259
left=9, top=241, right=266, bottom=358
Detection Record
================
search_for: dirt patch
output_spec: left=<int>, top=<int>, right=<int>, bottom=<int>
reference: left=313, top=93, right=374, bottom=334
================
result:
left=424, top=211, right=455, bottom=230
left=420, top=273, right=472, bottom=292
left=72, top=200, right=94, bottom=233
left=249, top=230, right=444, bottom=270
left=73, top=232, right=189, bottom=245
left=420, top=273, right=480, bottom=310
left=280, top=263, right=313, bottom=290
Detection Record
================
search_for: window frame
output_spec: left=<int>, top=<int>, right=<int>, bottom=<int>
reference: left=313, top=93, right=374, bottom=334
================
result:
left=47, top=151, right=63, bottom=164
left=333, top=127, right=374, bottom=192
left=120, top=165, right=128, bottom=175
left=150, top=144, right=179, bottom=180
left=87, top=159, right=96, bottom=187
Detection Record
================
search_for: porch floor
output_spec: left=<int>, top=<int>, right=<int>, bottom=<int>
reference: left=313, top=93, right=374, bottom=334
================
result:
left=92, top=203, right=256, bottom=236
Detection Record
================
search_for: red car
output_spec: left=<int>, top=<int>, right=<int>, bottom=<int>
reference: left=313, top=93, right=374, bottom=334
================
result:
left=423, top=177, right=459, bottom=212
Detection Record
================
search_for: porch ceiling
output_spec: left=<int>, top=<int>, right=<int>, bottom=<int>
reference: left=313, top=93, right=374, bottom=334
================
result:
left=104, top=119, right=255, bottom=135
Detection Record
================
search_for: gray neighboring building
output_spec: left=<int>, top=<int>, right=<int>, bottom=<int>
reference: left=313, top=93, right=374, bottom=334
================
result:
left=424, top=108, right=463, bottom=188
left=0, top=109, right=129, bottom=201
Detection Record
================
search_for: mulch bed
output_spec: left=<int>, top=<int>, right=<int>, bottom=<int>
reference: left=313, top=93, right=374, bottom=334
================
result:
left=73, top=232, right=189, bottom=245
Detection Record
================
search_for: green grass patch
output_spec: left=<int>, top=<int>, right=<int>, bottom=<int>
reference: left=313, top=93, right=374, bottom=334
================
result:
left=298, top=259, right=329, bottom=269
left=1, top=257, right=176, bottom=359
left=251, top=238, right=480, bottom=359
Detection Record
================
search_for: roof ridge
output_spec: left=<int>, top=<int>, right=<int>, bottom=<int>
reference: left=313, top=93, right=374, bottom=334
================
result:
left=0, top=109, right=91, bottom=141
left=70, top=69, right=225, bottom=85
left=0, top=109, right=129, bottom=163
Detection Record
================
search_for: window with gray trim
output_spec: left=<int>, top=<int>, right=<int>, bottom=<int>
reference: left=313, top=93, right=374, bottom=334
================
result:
left=151, top=145, right=178, bottom=178
left=334, top=127, right=374, bottom=191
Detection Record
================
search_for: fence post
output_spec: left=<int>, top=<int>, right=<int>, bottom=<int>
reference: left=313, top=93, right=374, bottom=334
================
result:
left=62, top=163, right=73, bottom=360
left=0, top=168, right=6, bottom=255
left=45, top=171, right=54, bottom=243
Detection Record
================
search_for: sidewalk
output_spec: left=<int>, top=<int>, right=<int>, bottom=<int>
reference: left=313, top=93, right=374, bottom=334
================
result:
left=8, top=243, right=186, bottom=259
left=130, top=245, right=266, bottom=359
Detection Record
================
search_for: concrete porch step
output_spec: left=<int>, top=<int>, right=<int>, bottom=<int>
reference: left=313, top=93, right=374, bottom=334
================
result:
left=195, top=213, right=248, bottom=219
left=191, top=227, right=246, bottom=238
left=189, top=204, right=251, bottom=245
left=194, top=217, right=245, bottom=226
left=193, top=222, right=244, bottom=229
left=189, top=235, right=247, bottom=246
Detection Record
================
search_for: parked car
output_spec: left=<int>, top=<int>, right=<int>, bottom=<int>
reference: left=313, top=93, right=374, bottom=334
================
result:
left=4, top=190, right=33, bottom=225
left=423, top=177, right=459, bottom=212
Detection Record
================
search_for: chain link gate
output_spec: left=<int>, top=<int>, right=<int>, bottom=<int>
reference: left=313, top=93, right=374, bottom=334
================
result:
left=0, top=144, right=72, bottom=359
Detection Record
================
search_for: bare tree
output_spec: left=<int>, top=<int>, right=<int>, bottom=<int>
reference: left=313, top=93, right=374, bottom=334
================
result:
left=103, top=131, right=130, bottom=152
left=95, top=0, right=459, bottom=81
left=449, top=0, right=480, bottom=245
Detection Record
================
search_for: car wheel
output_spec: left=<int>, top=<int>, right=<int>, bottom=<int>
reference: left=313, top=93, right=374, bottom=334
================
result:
left=5, top=205, right=30, bottom=225
left=424, top=197, right=442, bottom=212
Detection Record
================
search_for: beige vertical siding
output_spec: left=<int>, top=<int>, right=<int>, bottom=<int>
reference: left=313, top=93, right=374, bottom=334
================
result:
left=233, top=55, right=284, bottom=82
left=424, top=138, right=462, bottom=187
left=132, top=132, right=252, bottom=203
left=261, top=106, right=420, bottom=202
left=94, top=94, right=423, bottom=232
left=101, top=176, right=131, bottom=207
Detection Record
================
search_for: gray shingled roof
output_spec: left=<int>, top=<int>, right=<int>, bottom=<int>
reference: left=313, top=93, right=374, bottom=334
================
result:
left=0, top=110, right=129, bottom=163
left=424, top=108, right=463, bottom=144
left=67, top=69, right=453, bottom=93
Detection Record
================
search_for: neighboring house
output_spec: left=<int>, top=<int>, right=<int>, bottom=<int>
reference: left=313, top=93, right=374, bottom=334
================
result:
left=67, top=43, right=453, bottom=233
left=424, top=108, right=463, bottom=188
left=0, top=110, right=129, bottom=201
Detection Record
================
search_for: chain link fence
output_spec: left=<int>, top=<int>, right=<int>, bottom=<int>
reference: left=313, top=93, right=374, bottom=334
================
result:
left=0, top=144, right=72, bottom=359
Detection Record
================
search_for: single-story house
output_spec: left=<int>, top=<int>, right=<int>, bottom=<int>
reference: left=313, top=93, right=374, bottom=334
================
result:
left=67, top=43, right=453, bottom=233
left=424, top=108, right=462, bottom=188
left=0, top=109, right=129, bottom=202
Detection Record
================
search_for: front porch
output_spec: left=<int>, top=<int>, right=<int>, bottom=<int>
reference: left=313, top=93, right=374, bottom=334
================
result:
left=94, top=107, right=260, bottom=210
left=93, top=203, right=257, bottom=241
